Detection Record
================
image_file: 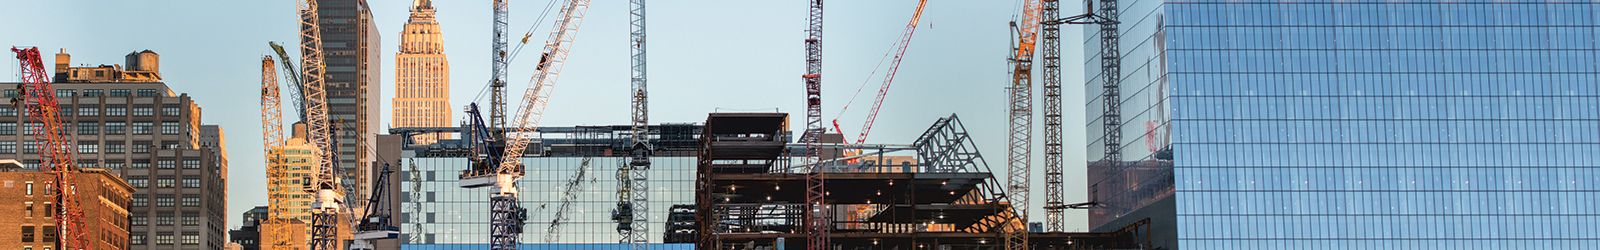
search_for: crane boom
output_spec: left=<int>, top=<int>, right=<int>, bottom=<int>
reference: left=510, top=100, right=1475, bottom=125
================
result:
left=618, top=0, right=650, bottom=248
left=13, top=46, right=87, bottom=250
left=1005, top=0, right=1043, bottom=248
left=832, top=0, right=927, bottom=145
left=292, top=0, right=344, bottom=248
left=269, top=42, right=306, bottom=121
left=801, top=0, right=828, bottom=250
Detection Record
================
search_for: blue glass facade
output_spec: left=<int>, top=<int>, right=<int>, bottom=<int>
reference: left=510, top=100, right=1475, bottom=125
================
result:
left=1086, top=1, right=1600, bottom=249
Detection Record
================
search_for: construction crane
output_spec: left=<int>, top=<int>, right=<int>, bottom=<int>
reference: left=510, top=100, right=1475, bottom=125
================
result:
left=1053, top=0, right=1120, bottom=217
left=351, top=163, right=399, bottom=250
left=269, top=42, right=306, bottom=121
left=257, top=54, right=301, bottom=249
left=1004, top=0, right=1043, bottom=248
left=288, top=0, right=345, bottom=248
left=1039, top=0, right=1066, bottom=232
left=490, top=0, right=509, bottom=129
left=829, top=0, right=928, bottom=145
left=547, top=157, right=593, bottom=243
left=615, top=0, right=650, bottom=248
left=12, top=46, right=87, bottom=250
left=799, top=0, right=829, bottom=249
left=461, top=0, right=592, bottom=247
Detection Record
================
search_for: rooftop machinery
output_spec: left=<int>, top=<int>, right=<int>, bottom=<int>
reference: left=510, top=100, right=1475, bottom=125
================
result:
left=12, top=46, right=88, bottom=250
left=460, top=0, right=594, bottom=248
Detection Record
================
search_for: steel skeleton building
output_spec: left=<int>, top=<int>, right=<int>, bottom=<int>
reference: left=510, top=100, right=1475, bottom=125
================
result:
left=1084, top=1, right=1600, bottom=249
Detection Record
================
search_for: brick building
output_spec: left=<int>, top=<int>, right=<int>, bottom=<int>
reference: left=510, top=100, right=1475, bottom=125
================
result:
left=0, top=161, right=135, bottom=250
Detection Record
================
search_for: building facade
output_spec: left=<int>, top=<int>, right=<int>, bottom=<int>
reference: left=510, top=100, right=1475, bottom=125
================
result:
left=393, top=0, right=452, bottom=145
left=391, top=125, right=698, bottom=249
left=1, top=49, right=231, bottom=250
left=1084, top=1, right=1600, bottom=249
left=228, top=206, right=267, bottom=250
left=262, top=123, right=317, bottom=249
left=314, top=0, right=383, bottom=214
left=0, top=167, right=134, bottom=250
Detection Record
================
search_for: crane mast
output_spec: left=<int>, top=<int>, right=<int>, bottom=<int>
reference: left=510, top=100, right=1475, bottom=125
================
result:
left=800, top=0, right=828, bottom=249
left=490, top=0, right=509, bottom=129
left=1005, top=0, right=1043, bottom=248
left=461, top=0, right=593, bottom=248
left=258, top=55, right=298, bottom=249
left=617, top=0, right=651, bottom=248
left=269, top=42, right=307, bottom=122
left=13, top=46, right=87, bottom=250
left=292, top=0, right=344, bottom=248
left=1040, top=0, right=1065, bottom=232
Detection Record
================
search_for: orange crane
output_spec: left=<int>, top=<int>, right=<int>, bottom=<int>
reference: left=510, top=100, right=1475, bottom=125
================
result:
left=1005, top=0, right=1044, bottom=248
left=831, top=0, right=928, bottom=146
left=12, top=46, right=87, bottom=250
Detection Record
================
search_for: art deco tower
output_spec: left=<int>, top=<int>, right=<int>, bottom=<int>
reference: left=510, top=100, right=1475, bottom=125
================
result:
left=393, top=0, right=451, bottom=144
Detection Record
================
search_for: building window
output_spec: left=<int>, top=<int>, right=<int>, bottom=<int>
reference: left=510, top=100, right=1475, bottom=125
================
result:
left=104, top=162, right=124, bottom=169
left=131, top=159, right=150, bottom=169
left=137, top=89, right=159, bottom=97
left=181, top=233, right=199, bottom=245
left=55, top=89, right=74, bottom=97
left=181, top=196, right=200, bottom=206
left=109, top=89, right=131, bottom=97
left=40, top=226, right=54, bottom=242
left=157, top=195, right=175, bottom=207
left=157, top=160, right=175, bottom=169
left=106, top=143, right=125, bottom=154
left=162, top=141, right=179, bottom=149
left=133, top=107, right=154, bottom=117
left=24, top=202, right=33, bottom=217
left=161, top=123, right=179, bottom=135
left=23, top=123, right=40, bottom=135
left=77, top=123, right=98, bottom=135
left=181, top=214, right=199, bottom=226
left=154, top=233, right=174, bottom=245
left=4, top=89, right=17, bottom=98
left=0, top=123, right=13, bottom=135
left=105, top=122, right=126, bottom=135
left=129, top=179, right=147, bottom=188
left=21, top=225, right=34, bottom=242
left=162, top=106, right=180, bottom=116
left=106, top=106, right=127, bottom=116
left=156, top=178, right=175, bottom=188
left=82, top=89, right=102, bottom=97
left=0, top=107, right=15, bottom=116
left=182, top=177, right=200, bottom=188
left=130, top=234, right=145, bottom=245
left=131, top=142, right=150, bottom=153
left=132, top=122, right=152, bottom=135
left=0, top=141, right=14, bottom=154
left=76, top=160, right=96, bottom=168
left=132, top=216, right=147, bottom=226
left=76, top=142, right=98, bottom=154
left=182, top=159, right=200, bottom=169
left=24, top=182, right=32, bottom=195
left=22, top=141, right=39, bottom=154
left=132, top=194, right=147, bottom=206
left=78, top=107, right=98, bottom=117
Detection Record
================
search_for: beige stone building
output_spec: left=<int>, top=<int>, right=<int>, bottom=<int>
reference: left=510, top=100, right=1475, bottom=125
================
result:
left=261, top=123, right=316, bottom=250
left=392, top=0, right=451, bottom=144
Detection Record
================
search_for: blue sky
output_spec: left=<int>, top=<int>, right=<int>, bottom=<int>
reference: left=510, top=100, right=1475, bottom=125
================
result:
left=2, top=0, right=1091, bottom=232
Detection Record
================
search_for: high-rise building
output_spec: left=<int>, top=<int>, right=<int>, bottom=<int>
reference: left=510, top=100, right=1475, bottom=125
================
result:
left=312, top=0, right=383, bottom=213
left=261, top=123, right=317, bottom=249
left=1083, top=1, right=1600, bottom=249
left=393, top=0, right=452, bottom=145
left=0, top=163, right=134, bottom=250
left=1, top=49, right=231, bottom=250
left=229, top=206, right=267, bottom=250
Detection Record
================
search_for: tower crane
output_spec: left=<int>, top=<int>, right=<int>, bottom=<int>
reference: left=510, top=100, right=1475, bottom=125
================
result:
left=288, top=0, right=345, bottom=248
left=1050, top=0, right=1121, bottom=223
left=12, top=46, right=87, bottom=250
left=258, top=55, right=301, bottom=249
left=829, top=0, right=928, bottom=146
left=351, top=163, right=399, bottom=250
left=799, top=0, right=829, bottom=249
left=489, top=0, right=509, bottom=129
left=615, top=0, right=650, bottom=248
left=1004, top=0, right=1043, bottom=248
left=1039, top=0, right=1066, bottom=232
left=269, top=42, right=307, bottom=121
left=547, top=157, right=593, bottom=243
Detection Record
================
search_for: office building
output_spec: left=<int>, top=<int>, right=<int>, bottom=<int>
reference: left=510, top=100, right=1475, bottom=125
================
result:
left=313, top=0, right=383, bottom=213
left=1083, top=1, right=1600, bottom=249
left=393, top=0, right=452, bottom=145
left=229, top=206, right=267, bottom=250
left=261, top=123, right=316, bottom=249
left=1, top=49, right=231, bottom=249
left=0, top=163, right=134, bottom=250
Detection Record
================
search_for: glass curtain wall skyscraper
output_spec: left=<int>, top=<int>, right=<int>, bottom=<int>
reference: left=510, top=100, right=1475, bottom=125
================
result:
left=1085, top=1, right=1600, bottom=249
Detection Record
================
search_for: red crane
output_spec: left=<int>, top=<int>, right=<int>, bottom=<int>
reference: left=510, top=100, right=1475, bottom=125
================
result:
left=13, top=46, right=86, bottom=250
left=831, top=0, right=929, bottom=145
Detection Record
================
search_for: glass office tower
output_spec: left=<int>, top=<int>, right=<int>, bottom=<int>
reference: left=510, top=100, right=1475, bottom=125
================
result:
left=1085, top=1, right=1600, bottom=249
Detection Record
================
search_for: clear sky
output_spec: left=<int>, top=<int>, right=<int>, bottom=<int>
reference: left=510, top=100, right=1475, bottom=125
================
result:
left=2, top=0, right=1092, bottom=232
